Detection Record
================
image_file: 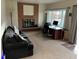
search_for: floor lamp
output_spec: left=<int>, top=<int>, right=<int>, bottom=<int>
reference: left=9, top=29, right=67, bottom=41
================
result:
left=10, top=11, right=12, bottom=26
left=10, top=7, right=13, bottom=26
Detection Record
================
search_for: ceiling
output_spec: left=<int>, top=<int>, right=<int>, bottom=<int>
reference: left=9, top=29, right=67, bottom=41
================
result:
left=18, top=0, right=65, bottom=4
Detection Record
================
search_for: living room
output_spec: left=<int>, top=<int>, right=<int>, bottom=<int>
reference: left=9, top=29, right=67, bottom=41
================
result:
left=1, top=0, right=77, bottom=59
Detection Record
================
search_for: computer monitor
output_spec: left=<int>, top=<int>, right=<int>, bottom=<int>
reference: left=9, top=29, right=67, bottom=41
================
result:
left=53, top=21, right=58, bottom=26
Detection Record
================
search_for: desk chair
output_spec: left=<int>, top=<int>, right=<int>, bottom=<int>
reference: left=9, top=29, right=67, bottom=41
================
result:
left=43, top=23, right=52, bottom=36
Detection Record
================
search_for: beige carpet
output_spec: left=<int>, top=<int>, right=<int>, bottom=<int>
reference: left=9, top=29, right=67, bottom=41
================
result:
left=21, top=31, right=76, bottom=59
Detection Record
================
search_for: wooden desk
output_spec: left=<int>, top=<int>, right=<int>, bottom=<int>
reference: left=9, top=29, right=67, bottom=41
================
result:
left=49, top=26, right=64, bottom=39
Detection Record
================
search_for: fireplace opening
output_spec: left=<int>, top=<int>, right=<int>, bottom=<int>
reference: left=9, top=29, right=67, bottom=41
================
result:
left=22, top=19, right=38, bottom=28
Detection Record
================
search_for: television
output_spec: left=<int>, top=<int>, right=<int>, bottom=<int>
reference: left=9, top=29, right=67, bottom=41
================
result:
left=53, top=21, right=58, bottom=26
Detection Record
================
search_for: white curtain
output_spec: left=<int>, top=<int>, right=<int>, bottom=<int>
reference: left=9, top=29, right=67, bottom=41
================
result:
left=69, top=5, right=77, bottom=43
left=64, top=7, right=70, bottom=30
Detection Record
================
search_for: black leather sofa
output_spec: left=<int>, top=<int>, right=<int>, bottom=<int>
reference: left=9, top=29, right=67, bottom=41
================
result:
left=2, top=26, right=33, bottom=59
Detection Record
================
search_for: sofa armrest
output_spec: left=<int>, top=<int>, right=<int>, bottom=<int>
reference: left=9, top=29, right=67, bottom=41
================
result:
left=18, top=34, right=31, bottom=43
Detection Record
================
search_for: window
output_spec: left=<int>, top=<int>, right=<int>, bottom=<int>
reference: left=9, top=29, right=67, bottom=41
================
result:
left=47, top=9, right=66, bottom=28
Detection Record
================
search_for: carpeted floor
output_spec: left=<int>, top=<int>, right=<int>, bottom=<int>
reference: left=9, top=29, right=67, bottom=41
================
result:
left=21, top=31, right=76, bottom=59
left=62, top=43, right=75, bottom=51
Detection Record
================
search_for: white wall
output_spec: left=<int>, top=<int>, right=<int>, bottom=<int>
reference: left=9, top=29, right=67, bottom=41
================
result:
left=12, top=0, right=18, bottom=28
left=1, top=0, right=18, bottom=39
left=6, top=0, right=46, bottom=28
left=3, top=0, right=46, bottom=29
left=46, top=0, right=76, bottom=9
left=38, top=4, right=46, bottom=28
left=6, top=0, right=18, bottom=28
left=6, top=1, right=46, bottom=28
left=1, top=0, right=10, bottom=38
